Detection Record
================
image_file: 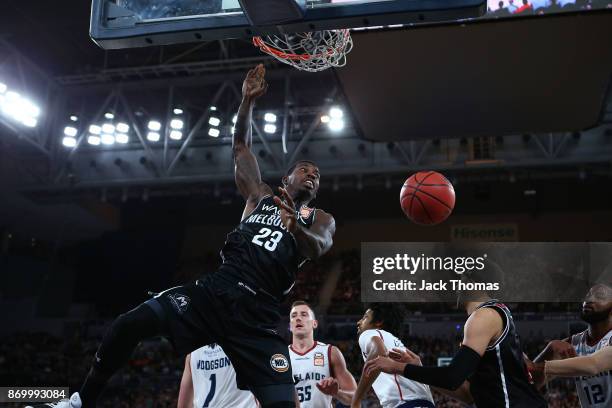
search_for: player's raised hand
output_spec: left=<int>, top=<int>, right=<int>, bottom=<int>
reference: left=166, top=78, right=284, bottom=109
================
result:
left=363, top=356, right=406, bottom=378
left=274, top=187, right=298, bottom=233
left=389, top=347, right=422, bottom=366
left=242, top=64, right=268, bottom=100
left=316, top=377, right=339, bottom=396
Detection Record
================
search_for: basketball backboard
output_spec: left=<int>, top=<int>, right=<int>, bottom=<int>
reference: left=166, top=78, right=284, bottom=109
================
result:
left=90, top=0, right=487, bottom=49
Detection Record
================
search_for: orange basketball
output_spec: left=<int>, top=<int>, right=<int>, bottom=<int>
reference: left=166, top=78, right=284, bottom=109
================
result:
left=400, top=171, right=455, bottom=225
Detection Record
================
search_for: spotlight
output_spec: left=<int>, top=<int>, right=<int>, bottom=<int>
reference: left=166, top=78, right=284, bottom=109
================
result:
left=89, top=125, right=101, bottom=135
left=87, top=135, right=101, bottom=145
left=208, top=117, right=220, bottom=127
left=208, top=128, right=220, bottom=137
left=115, top=133, right=129, bottom=144
left=116, top=122, right=130, bottom=133
left=329, top=119, right=344, bottom=131
left=1, top=91, right=41, bottom=127
left=64, top=126, right=78, bottom=137
left=0, top=83, right=6, bottom=93
left=62, top=136, right=77, bottom=148
left=170, top=119, right=184, bottom=130
left=173, top=108, right=183, bottom=115
left=329, top=107, right=343, bottom=119
left=22, top=117, right=37, bottom=127
left=320, top=115, right=330, bottom=124
left=210, top=106, right=217, bottom=111
left=264, top=112, right=277, bottom=123
left=231, top=126, right=235, bottom=135
left=102, top=123, right=115, bottom=134
left=232, top=115, right=237, bottom=124
left=169, top=130, right=183, bottom=140
left=264, top=124, right=276, bottom=134
left=147, top=132, right=160, bottom=142
left=104, top=112, right=114, bottom=119
left=101, top=133, right=115, bottom=145
left=70, top=115, right=78, bottom=122
left=147, top=120, right=161, bottom=131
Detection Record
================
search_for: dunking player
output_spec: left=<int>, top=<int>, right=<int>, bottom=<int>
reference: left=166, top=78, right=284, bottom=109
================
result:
left=352, top=304, right=435, bottom=408
left=178, top=344, right=258, bottom=408
left=289, top=301, right=357, bottom=407
left=533, top=283, right=611, bottom=407
left=363, top=283, right=547, bottom=407
left=28, top=64, right=335, bottom=408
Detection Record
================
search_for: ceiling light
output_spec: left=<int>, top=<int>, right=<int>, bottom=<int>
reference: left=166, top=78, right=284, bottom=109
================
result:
left=62, top=137, right=76, bottom=148
left=147, top=120, right=161, bottom=131
left=264, top=123, right=276, bottom=134
left=64, top=126, right=78, bottom=137
left=329, top=107, right=343, bottom=119
left=170, top=119, right=184, bottom=130
left=147, top=132, right=160, bottom=142
left=116, top=122, right=129, bottom=133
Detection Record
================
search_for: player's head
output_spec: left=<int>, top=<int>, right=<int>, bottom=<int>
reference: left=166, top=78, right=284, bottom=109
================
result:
left=357, top=303, right=404, bottom=336
left=282, top=160, right=320, bottom=202
left=580, top=283, right=612, bottom=325
left=290, top=300, right=317, bottom=338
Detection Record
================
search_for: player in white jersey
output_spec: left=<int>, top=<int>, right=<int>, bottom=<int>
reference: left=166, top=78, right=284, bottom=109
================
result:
left=178, top=344, right=258, bottom=408
left=289, top=301, right=357, bottom=407
left=534, top=283, right=611, bottom=407
left=352, top=304, right=435, bottom=408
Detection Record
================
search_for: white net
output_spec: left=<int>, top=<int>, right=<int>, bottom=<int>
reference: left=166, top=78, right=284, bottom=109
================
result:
left=253, top=29, right=353, bottom=72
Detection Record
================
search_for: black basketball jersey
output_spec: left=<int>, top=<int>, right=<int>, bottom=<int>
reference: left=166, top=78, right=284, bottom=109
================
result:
left=218, top=195, right=316, bottom=301
left=468, top=300, right=547, bottom=408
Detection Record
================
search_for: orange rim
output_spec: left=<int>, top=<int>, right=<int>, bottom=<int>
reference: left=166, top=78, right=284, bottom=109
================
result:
left=252, top=31, right=350, bottom=62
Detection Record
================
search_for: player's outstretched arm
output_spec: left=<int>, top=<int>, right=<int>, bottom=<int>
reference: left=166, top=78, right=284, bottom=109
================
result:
left=351, top=336, right=387, bottom=408
left=530, top=338, right=574, bottom=388
left=274, top=187, right=336, bottom=259
left=363, top=307, right=502, bottom=391
left=177, top=354, right=194, bottom=408
left=234, top=64, right=272, bottom=205
left=317, top=346, right=357, bottom=405
left=541, top=346, right=612, bottom=378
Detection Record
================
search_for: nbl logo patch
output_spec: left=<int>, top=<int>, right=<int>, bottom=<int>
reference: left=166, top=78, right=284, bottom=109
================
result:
left=167, top=293, right=191, bottom=314
left=270, top=353, right=290, bottom=373
left=313, top=352, right=325, bottom=366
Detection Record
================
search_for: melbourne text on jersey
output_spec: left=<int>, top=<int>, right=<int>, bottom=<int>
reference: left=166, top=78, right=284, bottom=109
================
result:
left=245, top=204, right=287, bottom=231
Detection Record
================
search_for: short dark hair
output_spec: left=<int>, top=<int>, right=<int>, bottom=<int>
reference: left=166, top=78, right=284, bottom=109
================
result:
left=368, top=303, right=405, bottom=336
left=285, top=160, right=318, bottom=177
left=291, top=300, right=315, bottom=317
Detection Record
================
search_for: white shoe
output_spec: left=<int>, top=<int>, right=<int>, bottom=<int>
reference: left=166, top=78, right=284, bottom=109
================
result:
left=25, top=392, right=82, bottom=408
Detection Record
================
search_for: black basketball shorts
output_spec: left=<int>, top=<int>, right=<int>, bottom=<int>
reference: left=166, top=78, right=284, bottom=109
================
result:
left=144, top=273, right=294, bottom=403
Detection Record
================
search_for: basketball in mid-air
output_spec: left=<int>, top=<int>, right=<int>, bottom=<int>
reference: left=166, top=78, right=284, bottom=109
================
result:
left=400, top=171, right=455, bottom=225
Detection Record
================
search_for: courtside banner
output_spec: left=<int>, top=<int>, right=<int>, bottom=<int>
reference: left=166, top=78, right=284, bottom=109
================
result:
left=361, top=242, right=612, bottom=302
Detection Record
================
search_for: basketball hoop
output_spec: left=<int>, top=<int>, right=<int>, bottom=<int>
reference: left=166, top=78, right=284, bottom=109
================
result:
left=253, top=29, right=353, bottom=72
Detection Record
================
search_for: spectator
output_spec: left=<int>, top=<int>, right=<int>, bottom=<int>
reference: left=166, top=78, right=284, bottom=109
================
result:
left=514, top=0, right=535, bottom=13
